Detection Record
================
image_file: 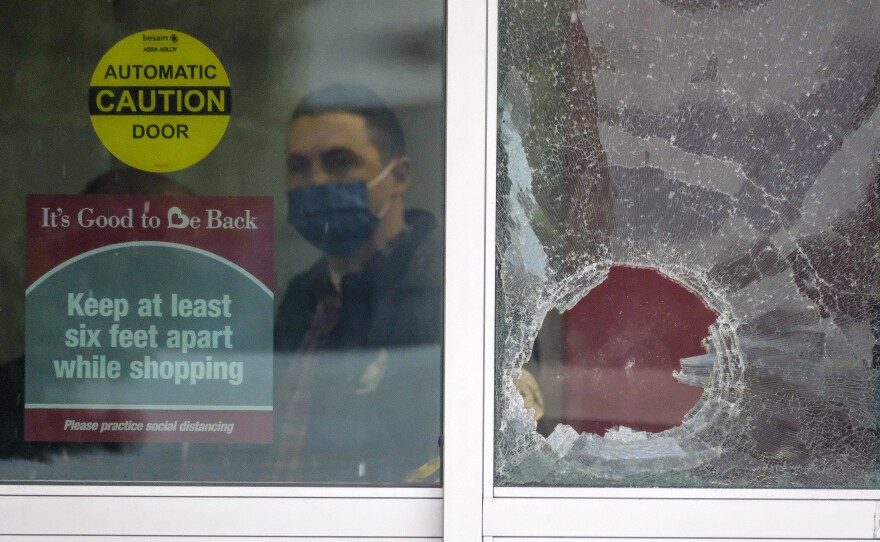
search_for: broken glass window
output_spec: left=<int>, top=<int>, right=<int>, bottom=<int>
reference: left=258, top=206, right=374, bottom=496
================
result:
left=496, top=0, right=880, bottom=487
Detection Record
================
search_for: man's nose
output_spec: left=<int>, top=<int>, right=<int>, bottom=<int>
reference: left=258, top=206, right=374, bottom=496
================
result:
left=309, top=164, right=332, bottom=185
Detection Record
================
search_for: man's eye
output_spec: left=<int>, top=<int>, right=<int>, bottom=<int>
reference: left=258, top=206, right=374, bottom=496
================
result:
left=322, top=153, right=361, bottom=175
left=286, top=156, right=310, bottom=175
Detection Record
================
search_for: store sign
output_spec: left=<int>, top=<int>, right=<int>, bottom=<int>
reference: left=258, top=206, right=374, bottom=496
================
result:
left=89, top=29, right=231, bottom=172
left=24, top=195, right=273, bottom=443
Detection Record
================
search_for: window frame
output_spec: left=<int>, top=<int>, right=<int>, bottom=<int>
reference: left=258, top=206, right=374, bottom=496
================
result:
left=0, top=0, right=482, bottom=537
left=442, top=0, right=880, bottom=539
left=4, top=0, right=880, bottom=539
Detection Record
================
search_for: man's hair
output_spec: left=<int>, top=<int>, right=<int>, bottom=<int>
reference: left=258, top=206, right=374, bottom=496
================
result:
left=290, top=84, right=406, bottom=162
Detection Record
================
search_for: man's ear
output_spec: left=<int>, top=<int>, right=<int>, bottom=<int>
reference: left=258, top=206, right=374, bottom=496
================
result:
left=389, top=156, right=412, bottom=196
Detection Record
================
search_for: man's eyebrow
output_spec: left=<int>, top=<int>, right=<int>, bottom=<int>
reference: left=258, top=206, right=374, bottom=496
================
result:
left=320, top=147, right=363, bottom=160
left=286, top=152, right=308, bottom=163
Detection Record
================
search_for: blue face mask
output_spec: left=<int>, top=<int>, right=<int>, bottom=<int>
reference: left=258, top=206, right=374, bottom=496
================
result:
left=286, top=160, right=396, bottom=258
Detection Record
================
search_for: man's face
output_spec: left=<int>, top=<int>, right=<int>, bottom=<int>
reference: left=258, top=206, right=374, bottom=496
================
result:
left=286, top=112, right=393, bottom=216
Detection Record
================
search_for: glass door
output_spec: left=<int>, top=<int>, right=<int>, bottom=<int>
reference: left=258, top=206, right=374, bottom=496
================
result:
left=0, top=0, right=480, bottom=537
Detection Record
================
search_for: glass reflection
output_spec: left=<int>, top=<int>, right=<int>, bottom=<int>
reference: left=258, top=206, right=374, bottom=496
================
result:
left=0, top=0, right=443, bottom=485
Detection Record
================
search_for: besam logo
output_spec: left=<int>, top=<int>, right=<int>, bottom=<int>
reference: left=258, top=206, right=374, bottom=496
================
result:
left=90, top=29, right=231, bottom=173
left=142, top=33, right=174, bottom=43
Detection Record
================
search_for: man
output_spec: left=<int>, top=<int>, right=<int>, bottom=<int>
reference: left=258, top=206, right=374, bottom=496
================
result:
left=272, top=85, right=442, bottom=483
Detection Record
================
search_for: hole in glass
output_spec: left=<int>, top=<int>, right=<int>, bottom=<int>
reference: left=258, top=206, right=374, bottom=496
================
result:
left=549, top=265, right=718, bottom=436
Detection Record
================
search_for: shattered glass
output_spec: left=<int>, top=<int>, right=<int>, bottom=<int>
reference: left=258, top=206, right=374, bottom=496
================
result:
left=496, top=0, right=880, bottom=487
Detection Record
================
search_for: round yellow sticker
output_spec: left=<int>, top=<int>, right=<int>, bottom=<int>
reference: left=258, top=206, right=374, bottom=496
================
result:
left=89, top=30, right=231, bottom=172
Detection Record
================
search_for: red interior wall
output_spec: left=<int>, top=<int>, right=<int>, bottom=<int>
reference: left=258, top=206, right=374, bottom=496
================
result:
left=562, top=265, right=718, bottom=435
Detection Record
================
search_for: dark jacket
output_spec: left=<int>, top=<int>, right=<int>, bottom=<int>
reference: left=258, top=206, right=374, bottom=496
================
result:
left=272, top=210, right=443, bottom=483
left=274, top=210, right=443, bottom=351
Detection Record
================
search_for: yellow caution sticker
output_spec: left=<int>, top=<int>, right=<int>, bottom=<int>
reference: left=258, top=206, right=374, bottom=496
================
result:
left=89, top=30, right=231, bottom=172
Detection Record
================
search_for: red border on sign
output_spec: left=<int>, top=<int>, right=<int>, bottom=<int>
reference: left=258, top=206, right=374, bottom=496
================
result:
left=25, top=408, right=272, bottom=443
left=26, top=195, right=274, bottom=291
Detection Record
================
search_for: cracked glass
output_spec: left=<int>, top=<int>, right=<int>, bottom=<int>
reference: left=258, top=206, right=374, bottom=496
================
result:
left=496, top=0, right=880, bottom=487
